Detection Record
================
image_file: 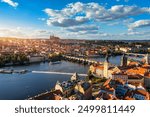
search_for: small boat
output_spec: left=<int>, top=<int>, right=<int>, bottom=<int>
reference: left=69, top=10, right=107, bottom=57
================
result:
left=19, top=70, right=28, bottom=74
left=49, top=61, right=61, bottom=65
left=3, top=70, right=13, bottom=74
left=0, top=69, right=4, bottom=73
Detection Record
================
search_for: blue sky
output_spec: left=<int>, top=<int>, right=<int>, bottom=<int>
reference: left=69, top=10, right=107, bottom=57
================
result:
left=0, top=0, right=150, bottom=40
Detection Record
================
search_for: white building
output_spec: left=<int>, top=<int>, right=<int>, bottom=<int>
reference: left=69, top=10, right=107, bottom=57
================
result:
left=28, top=55, right=44, bottom=63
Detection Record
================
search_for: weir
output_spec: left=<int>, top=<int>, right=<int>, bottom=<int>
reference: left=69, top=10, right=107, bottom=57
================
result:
left=32, top=71, right=88, bottom=77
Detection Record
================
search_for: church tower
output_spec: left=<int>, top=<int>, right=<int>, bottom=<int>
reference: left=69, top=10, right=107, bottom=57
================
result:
left=121, top=54, right=127, bottom=67
left=71, top=72, right=79, bottom=81
left=104, top=55, right=109, bottom=78
left=145, top=53, right=150, bottom=65
left=55, top=81, right=63, bottom=93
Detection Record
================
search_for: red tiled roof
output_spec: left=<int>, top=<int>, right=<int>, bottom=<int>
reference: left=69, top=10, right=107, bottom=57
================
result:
left=126, top=67, right=148, bottom=76
left=102, top=93, right=113, bottom=100
left=96, top=66, right=104, bottom=70
left=53, top=90, right=62, bottom=95
left=128, top=74, right=143, bottom=79
left=144, top=73, right=150, bottom=78
left=124, top=96, right=135, bottom=100
left=112, top=71, right=127, bottom=75
left=103, top=79, right=111, bottom=87
left=142, top=64, right=150, bottom=69
left=134, top=89, right=148, bottom=96
left=115, top=78, right=125, bottom=85
left=128, top=61, right=139, bottom=66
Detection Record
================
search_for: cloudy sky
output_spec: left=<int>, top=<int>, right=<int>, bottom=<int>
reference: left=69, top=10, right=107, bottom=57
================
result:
left=0, top=0, right=150, bottom=40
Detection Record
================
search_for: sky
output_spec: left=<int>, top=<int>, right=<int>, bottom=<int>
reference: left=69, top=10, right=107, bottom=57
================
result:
left=0, top=0, right=150, bottom=40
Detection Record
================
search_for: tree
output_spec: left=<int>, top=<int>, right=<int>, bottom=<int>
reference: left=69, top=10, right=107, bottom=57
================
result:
left=0, top=55, right=5, bottom=67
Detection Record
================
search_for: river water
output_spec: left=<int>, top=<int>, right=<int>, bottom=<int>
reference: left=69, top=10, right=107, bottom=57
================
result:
left=0, top=56, right=123, bottom=100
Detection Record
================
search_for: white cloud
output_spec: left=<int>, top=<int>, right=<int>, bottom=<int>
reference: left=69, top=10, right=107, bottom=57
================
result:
left=128, top=20, right=150, bottom=30
left=64, top=25, right=100, bottom=35
left=101, top=5, right=150, bottom=21
left=65, top=25, right=99, bottom=32
left=0, top=26, right=149, bottom=40
left=43, top=2, right=150, bottom=40
left=1, top=0, right=18, bottom=8
left=44, top=2, right=150, bottom=27
left=46, top=17, right=89, bottom=27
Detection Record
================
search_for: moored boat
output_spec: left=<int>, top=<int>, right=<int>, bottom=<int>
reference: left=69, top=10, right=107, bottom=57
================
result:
left=49, top=61, right=61, bottom=65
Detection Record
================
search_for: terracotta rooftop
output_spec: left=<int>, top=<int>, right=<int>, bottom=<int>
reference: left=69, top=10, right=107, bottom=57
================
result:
left=128, top=61, right=139, bottom=66
left=112, top=71, right=127, bottom=75
left=54, top=95, right=62, bottom=100
left=103, top=79, right=111, bottom=87
left=96, top=66, right=104, bottom=70
left=144, top=73, right=150, bottom=78
left=126, top=67, right=148, bottom=76
left=128, top=74, right=143, bottom=80
left=98, top=92, right=114, bottom=100
left=102, top=85, right=115, bottom=92
left=115, top=78, right=125, bottom=85
left=142, top=64, right=150, bottom=69
left=49, top=93, right=58, bottom=100
left=53, top=90, right=63, bottom=95
left=134, top=89, right=148, bottom=96
left=124, top=96, right=135, bottom=100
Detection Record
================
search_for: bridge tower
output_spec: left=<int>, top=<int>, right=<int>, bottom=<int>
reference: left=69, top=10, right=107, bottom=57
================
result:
left=104, top=55, right=109, bottom=78
left=121, top=54, right=127, bottom=67
left=145, top=53, right=150, bottom=65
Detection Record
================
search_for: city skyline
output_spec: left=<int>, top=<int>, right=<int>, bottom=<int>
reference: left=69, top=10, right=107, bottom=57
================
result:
left=0, top=0, right=150, bottom=40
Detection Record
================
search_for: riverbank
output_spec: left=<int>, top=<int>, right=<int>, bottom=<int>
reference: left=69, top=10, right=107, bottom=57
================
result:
left=0, top=54, right=122, bottom=68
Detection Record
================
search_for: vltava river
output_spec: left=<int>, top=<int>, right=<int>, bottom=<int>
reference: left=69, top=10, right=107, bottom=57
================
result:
left=0, top=56, right=123, bottom=99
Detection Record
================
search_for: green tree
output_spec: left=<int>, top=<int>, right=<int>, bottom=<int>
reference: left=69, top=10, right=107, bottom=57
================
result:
left=0, top=55, right=5, bottom=67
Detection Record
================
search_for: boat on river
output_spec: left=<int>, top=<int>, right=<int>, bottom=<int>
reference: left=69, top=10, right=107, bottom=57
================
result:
left=0, top=69, right=28, bottom=74
left=49, top=61, right=61, bottom=65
